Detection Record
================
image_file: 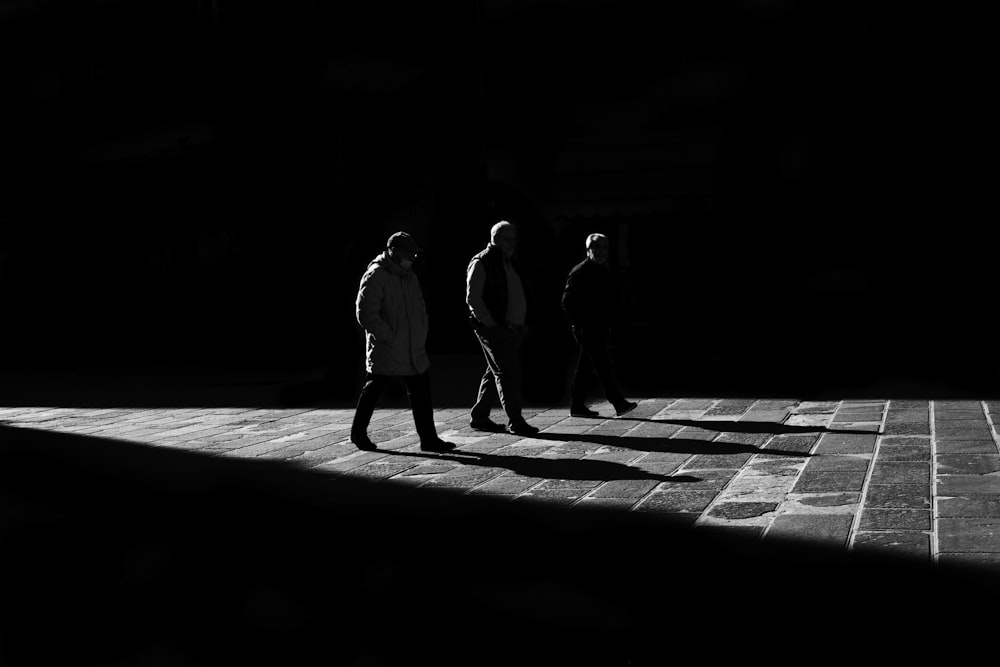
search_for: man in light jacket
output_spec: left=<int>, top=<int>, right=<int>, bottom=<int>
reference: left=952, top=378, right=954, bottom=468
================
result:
left=351, top=231, right=454, bottom=452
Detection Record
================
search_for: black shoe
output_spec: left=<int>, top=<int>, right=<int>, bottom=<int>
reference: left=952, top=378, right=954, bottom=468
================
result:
left=570, top=405, right=600, bottom=417
left=469, top=418, right=506, bottom=432
left=420, top=437, right=456, bottom=453
left=351, top=432, right=377, bottom=451
left=614, top=401, right=639, bottom=417
left=507, top=421, right=540, bottom=436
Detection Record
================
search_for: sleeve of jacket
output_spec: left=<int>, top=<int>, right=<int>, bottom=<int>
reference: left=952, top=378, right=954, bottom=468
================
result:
left=414, top=275, right=429, bottom=334
left=466, top=258, right=497, bottom=327
left=561, top=268, right=583, bottom=327
left=356, top=269, right=394, bottom=343
left=516, top=259, right=537, bottom=320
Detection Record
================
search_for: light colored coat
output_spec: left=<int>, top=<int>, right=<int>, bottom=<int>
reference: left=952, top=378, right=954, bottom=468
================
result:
left=355, top=251, right=430, bottom=375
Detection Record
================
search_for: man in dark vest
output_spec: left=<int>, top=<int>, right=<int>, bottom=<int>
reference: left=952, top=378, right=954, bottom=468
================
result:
left=465, top=221, right=540, bottom=436
left=562, top=233, right=638, bottom=418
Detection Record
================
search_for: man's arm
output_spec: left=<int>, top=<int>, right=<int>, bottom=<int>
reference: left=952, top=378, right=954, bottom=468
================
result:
left=466, top=258, right=497, bottom=327
left=356, top=271, right=394, bottom=342
left=561, top=268, right=585, bottom=327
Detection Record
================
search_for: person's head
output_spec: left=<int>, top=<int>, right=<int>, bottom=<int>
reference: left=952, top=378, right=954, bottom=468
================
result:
left=585, top=233, right=609, bottom=265
left=490, top=220, right=517, bottom=259
left=386, top=231, right=421, bottom=271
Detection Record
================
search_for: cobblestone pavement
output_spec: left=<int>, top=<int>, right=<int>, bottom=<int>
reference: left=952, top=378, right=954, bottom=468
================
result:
left=5, top=395, right=1000, bottom=565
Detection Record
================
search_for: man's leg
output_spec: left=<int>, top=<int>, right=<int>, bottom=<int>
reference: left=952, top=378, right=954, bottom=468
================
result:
left=482, top=327, right=527, bottom=426
left=351, top=373, right=390, bottom=448
left=570, top=328, right=596, bottom=410
left=584, top=328, right=634, bottom=413
left=403, top=372, right=454, bottom=451
left=470, top=358, right=497, bottom=423
left=403, top=371, right=437, bottom=442
left=581, top=328, right=625, bottom=406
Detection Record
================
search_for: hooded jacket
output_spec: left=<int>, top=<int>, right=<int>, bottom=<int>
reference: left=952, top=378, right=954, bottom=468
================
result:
left=355, top=251, right=430, bottom=375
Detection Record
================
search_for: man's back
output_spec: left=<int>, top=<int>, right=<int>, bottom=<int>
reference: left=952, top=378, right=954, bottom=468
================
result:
left=562, top=259, right=615, bottom=328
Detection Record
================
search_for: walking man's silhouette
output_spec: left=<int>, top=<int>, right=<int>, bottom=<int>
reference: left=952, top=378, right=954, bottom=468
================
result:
left=351, top=231, right=454, bottom=452
left=562, top=233, right=638, bottom=418
left=466, top=221, right=540, bottom=436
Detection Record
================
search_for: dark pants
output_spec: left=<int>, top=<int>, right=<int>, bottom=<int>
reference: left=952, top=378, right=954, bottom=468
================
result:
left=570, top=326, right=625, bottom=408
left=470, top=325, right=526, bottom=426
left=351, top=371, right=438, bottom=442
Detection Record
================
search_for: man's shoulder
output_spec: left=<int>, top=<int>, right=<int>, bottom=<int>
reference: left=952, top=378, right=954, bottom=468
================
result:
left=470, top=245, right=492, bottom=261
left=360, top=261, right=389, bottom=285
left=568, top=259, right=591, bottom=276
left=468, top=246, right=493, bottom=270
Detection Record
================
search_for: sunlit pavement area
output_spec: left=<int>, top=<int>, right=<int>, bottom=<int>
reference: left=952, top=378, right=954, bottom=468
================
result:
left=4, top=395, right=1000, bottom=562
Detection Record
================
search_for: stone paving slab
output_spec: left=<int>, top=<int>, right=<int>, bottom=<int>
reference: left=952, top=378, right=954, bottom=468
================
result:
left=5, top=397, right=1000, bottom=567
left=853, top=532, right=931, bottom=559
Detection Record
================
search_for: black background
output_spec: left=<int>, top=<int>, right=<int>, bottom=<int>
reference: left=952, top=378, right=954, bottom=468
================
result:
left=1, top=0, right=995, bottom=399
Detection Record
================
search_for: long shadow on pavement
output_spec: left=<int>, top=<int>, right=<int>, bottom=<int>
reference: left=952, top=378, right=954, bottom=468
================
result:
left=617, top=418, right=879, bottom=435
left=379, top=449, right=701, bottom=484
left=514, top=432, right=815, bottom=457
left=2, top=424, right=997, bottom=666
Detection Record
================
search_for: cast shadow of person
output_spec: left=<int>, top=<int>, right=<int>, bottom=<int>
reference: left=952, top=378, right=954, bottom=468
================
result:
left=609, top=417, right=881, bottom=436
left=503, top=432, right=817, bottom=456
left=383, top=433, right=811, bottom=484
left=385, top=448, right=696, bottom=484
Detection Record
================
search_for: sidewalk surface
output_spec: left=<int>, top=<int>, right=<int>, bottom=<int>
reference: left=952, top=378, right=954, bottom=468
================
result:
left=3, top=394, right=1000, bottom=563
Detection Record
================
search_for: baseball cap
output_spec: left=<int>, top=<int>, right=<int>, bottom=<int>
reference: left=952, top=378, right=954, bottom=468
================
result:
left=386, top=231, right=422, bottom=254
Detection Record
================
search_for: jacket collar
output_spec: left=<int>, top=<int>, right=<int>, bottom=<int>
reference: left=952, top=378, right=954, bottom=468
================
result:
left=371, top=251, right=410, bottom=276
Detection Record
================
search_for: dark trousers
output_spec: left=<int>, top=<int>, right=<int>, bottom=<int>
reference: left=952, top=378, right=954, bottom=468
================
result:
left=570, top=326, right=625, bottom=408
left=471, top=326, right=525, bottom=426
left=351, top=371, right=438, bottom=442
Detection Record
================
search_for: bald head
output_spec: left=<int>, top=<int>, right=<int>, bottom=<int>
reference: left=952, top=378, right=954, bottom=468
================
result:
left=585, top=233, right=609, bottom=265
left=490, top=220, right=517, bottom=258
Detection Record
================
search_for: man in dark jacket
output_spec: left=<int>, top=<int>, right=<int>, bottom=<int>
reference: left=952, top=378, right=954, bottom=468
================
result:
left=465, top=221, right=540, bottom=436
left=561, top=233, right=638, bottom=418
left=351, top=231, right=454, bottom=452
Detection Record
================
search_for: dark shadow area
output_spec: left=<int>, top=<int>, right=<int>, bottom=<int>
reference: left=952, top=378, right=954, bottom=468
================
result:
left=612, top=338, right=1000, bottom=402
left=0, top=354, right=482, bottom=409
left=0, top=366, right=298, bottom=409
left=276, top=353, right=488, bottom=410
left=4, top=349, right=997, bottom=410
left=1, top=424, right=997, bottom=666
left=277, top=377, right=351, bottom=408
left=373, top=449, right=700, bottom=484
